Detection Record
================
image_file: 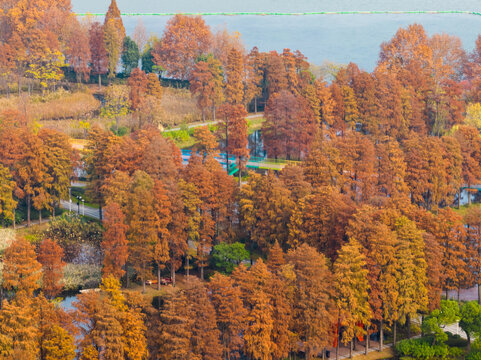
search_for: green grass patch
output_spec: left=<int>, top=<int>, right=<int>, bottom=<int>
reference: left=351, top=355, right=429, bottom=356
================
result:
left=451, top=203, right=481, bottom=217
left=70, top=187, right=99, bottom=209
left=247, top=117, right=265, bottom=134
left=163, top=124, right=197, bottom=149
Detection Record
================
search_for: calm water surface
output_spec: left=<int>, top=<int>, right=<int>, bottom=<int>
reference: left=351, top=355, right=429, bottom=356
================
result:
left=72, top=0, right=481, bottom=71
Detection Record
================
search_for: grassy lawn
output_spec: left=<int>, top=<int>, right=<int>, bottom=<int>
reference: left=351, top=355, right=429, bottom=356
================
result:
left=164, top=115, right=265, bottom=149
left=247, top=116, right=265, bottom=134
left=451, top=203, right=481, bottom=217
left=70, top=187, right=99, bottom=209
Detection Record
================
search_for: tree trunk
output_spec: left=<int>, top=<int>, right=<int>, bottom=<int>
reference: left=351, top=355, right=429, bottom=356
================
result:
left=238, top=158, right=242, bottom=187
left=468, top=190, right=472, bottom=206
left=39, top=208, right=42, bottom=224
left=446, top=288, right=449, bottom=300
left=478, top=282, right=481, bottom=305
left=458, top=288, right=460, bottom=303
left=225, top=123, right=229, bottom=175
left=379, top=319, right=383, bottom=351
left=393, top=322, right=397, bottom=346
left=202, top=109, right=205, bottom=122
left=336, top=316, right=340, bottom=360
left=13, top=208, right=15, bottom=229
left=200, top=263, right=204, bottom=280
left=27, top=194, right=31, bottom=227
left=186, top=257, right=190, bottom=278
left=407, top=315, right=411, bottom=339
left=142, top=262, right=146, bottom=293
left=365, top=325, right=369, bottom=355
left=350, top=339, right=353, bottom=358
left=126, top=264, right=130, bottom=288
left=157, top=266, right=161, bottom=291
left=212, top=105, right=216, bottom=121
left=458, top=188, right=461, bottom=209
left=99, top=202, right=102, bottom=221
left=254, top=97, right=258, bottom=114
left=98, top=74, right=101, bottom=89
left=421, top=315, right=424, bottom=336
left=171, top=262, right=176, bottom=287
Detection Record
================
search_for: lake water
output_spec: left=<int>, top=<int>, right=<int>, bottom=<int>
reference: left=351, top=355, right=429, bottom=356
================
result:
left=71, top=0, right=481, bottom=71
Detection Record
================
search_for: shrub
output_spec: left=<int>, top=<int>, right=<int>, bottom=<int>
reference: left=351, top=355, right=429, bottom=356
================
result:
left=395, top=336, right=466, bottom=360
left=0, top=228, right=15, bottom=254
left=43, top=213, right=102, bottom=262
left=31, top=90, right=100, bottom=120
left=211, top=242, right=250, bottom=273
left=445, top=332, right=468, bottom=348
left=62, top=263, right=102, bottom=291
left=0, top=89, right=100, bottom=121
left=395, top=338, right=450, bottom=360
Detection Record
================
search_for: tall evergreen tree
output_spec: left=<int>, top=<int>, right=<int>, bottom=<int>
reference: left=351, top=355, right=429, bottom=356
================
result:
left=122, top=36, right=140, bottom=75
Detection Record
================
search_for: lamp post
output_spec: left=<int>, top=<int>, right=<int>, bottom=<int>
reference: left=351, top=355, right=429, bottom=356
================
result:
left=76, top=196, right=82, bottom=215
left=82, top=199, right=85, bottom=216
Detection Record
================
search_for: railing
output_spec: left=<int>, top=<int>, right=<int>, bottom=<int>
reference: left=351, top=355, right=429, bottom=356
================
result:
left=181, top=149, right=300, bottom=167
left=76, top=11, right=481, bottom=17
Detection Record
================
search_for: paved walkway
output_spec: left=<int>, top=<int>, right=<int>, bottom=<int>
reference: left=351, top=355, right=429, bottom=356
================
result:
left=163, top=113, right=264, bottom=132
left=60, top=199, right=101, bottom=220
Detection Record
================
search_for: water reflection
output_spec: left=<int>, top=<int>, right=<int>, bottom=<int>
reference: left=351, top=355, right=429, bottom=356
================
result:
left=248, top=130, right=266, bottom=159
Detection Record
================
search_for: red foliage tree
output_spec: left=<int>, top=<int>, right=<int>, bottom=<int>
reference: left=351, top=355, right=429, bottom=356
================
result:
left=38, top=238, right=65, bottom=299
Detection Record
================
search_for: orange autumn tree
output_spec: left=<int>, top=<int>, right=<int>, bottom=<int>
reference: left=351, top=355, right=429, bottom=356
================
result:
left=217, top=103, right=249, bottom=185
left=128, top=68, right=148, bottom=128
left=64, top=17, right=91, bottom=84
left=104, top=0, right=126, bottom=40
left=158, top=290, right=192, bottom=359
left=185, top=279, right=223, bottom=360
left=346, top=206, right=399, bottom=351
left=465, top=206, right=481, bottom=304
left=209, top=273, right=247, bottom=360
left=153, top=14, right=212, bottom=80
left=240, top=172, right=294, bottom=251
left=153, top=180, right=172, bottom=290
left=38, top=129, right=73, bottom=217
left=453, top=125, right=481, bottom=205
left=378, top=24, right=435, bottom=135
left=334, top=239, right=371, bottom=358
left=183, top=155, right=216, bottom=279
left=101, top=202, right=129, bottom=280
left=288, top=244, right=335, bottom=360
left=263, top=90, right=316, bottom=160
left=244, top=47, right=264, bottom=112
left=18, top=129, right=49, bottom=227
left=0, top=165, right=17, bottom=226
left=125, top=171, right=158, bottom=292
left=225, top=47, right=245, bottom=105
left=288, top=186, right=353, bottom=259
left=3, top=237, right=42, bottom=297
left=193, top=126, right=219, bottom=159
left=89, top=22, right=108, bottom=88
left=190, top=55, right=224, bottom=121
left=103, top=0, right=125, bottom=79
left=37, top=238, right=65, bottom=299
left=434, top=208, right=469, bottom=298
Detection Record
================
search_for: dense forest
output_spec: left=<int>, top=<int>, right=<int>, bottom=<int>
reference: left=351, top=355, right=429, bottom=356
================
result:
left=4, top=0, right=481, bottom=359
